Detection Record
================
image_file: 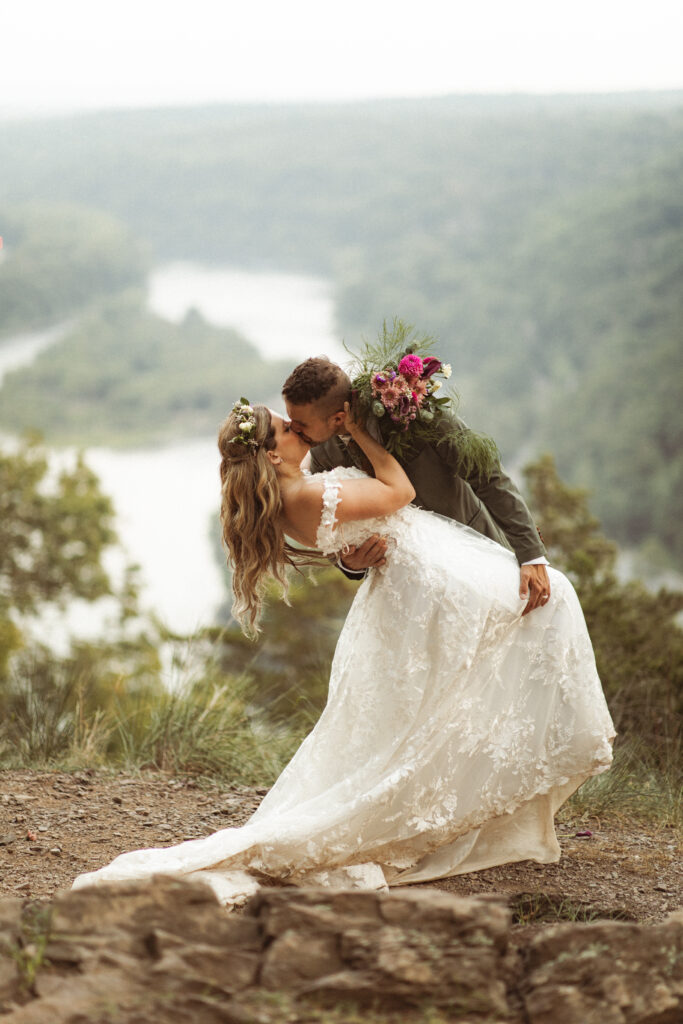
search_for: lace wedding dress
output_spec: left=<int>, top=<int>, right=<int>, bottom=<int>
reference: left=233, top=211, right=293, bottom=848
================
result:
left=72, top=466, right=615, bottom=907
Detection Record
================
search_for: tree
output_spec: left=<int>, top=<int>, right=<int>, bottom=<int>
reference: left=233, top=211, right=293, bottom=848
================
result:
left=0, top=436, right=164, bottom=765
left=0, top=437, right=118, bottom=673
left=524, top=454, right=683, bottom=772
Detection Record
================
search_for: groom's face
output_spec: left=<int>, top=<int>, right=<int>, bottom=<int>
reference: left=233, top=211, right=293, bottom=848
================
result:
left=284, top=399, right=344, bottom=446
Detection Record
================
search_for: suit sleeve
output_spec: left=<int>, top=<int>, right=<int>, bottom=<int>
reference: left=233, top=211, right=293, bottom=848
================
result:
left=436, top=414, right=547, bottom=565
left=309, top=440, right=342, bottom=474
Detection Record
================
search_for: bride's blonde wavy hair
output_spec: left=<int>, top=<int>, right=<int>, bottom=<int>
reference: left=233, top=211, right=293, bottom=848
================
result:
left=218, top=404, right=322, bottom=637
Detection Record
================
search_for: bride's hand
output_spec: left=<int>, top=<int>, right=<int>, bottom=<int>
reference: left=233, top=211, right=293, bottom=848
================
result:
left=342, top=398, right=364, bottom=438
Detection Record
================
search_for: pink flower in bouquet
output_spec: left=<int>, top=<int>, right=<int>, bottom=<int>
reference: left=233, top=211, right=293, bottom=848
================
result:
left=372, top=370, right=411, bottom=409
left=398, top=354, right=424, bottom=380
left=412, top=380, right=428, bottom=403
left=380, top=384, right=401, bottom=407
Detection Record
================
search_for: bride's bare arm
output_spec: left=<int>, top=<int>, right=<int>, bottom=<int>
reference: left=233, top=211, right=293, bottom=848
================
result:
left=338, top=402, right=415, bottom=516
left=293, top=404, right=415, bottom=530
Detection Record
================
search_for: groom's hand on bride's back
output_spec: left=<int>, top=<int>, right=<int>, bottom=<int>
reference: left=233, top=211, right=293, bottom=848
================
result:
left=340, top=534, right=388, bottom=572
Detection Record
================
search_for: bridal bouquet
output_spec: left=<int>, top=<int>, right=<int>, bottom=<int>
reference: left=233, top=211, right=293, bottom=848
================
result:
left=369, top=352, right=452, bottom=430
left=348, top=319, right=500, bottom=476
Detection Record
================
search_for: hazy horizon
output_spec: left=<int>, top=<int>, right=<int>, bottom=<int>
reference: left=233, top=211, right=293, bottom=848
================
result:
left=3, top=88, right=682, bottom=125
left=3, top=1, right=681, bottom=119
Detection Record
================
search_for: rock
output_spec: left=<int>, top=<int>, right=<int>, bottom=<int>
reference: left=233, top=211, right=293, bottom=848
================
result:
left=0, top=900, right=36, bottom=1010
left=0, top=898, right=23, bottom=946
left=0, top=956, right=20, bottom=1009
left=261, top=930, right=343, bottom=988
left=250, top=886, right=510, bottom=1016
left=46, top=873, right=248, bottom=970
left=0, top=876, right=680, bottom=1023
left=147, top=927, right=260, bottom=992
left=522, top=915, right=683, bottom=1024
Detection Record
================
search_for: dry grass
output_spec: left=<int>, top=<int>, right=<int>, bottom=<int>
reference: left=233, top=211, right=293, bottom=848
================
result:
left=557, top=738, right=681, bottom=829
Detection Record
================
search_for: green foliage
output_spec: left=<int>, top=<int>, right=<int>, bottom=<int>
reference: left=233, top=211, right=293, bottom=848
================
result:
left=214, top=567, right=357, bottom=728
left=516, top=155, right=683, bottom=561
left=1, top=97, right=679, bottom=271
left=0, top=437, right=118, bottom=673
left=0, top=203, right=148, bottom=335
left=0, top=436, right=174, bottom=772
left=523, top=454, right=618, bottom=588
left=0, top=432, right=304, bottom=784
left=0, top=292, right=292, bottom=445
left=524, top=454, right=683, bottom=777
left=345, top=316, right=439, bottom=369
left=333, top=145, right=683, bottom=563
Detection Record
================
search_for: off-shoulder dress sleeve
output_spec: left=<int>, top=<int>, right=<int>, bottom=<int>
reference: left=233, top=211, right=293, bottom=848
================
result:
left=315, top=471, right=346, bottom=555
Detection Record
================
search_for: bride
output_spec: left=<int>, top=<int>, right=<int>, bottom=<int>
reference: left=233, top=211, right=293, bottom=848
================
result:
left=71, top=400, right=615, bottom=907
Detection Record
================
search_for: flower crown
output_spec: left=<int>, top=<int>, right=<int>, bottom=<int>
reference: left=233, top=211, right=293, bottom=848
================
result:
left=232, top=398, right=259, bottom=450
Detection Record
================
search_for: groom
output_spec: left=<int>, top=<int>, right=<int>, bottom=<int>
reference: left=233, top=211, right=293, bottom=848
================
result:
left=283, top=356, right=551, bottom=616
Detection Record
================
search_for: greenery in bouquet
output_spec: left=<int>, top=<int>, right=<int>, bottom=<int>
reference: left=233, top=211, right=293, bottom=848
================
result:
left=347, top=319, right=500, bottom=478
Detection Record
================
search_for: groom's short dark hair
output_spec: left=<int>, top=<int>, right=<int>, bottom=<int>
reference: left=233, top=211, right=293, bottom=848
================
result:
left=282, top=357, right=351, bottom=415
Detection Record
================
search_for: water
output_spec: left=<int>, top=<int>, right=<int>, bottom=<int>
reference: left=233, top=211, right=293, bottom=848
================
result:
left=86, top=438, right=228, bottom=634
left=1, top=264, right=341, bottom=634
left=148, top=262, right=347, bottom=363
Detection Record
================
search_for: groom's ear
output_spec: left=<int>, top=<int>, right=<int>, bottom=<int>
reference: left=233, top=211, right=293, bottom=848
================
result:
left=328, top=410, right=346, bottom=431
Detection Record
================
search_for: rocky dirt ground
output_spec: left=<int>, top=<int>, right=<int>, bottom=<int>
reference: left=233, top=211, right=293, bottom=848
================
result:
left=1, top=768, right=681, bottom=936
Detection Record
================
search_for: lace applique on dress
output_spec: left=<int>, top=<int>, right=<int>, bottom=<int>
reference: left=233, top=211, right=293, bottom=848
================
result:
left=314, top=466, right=371, bottom=555
left=316, top=472, right=344, bottom=555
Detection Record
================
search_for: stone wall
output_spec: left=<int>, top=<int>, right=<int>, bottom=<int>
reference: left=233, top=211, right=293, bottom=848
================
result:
left=0, top=876, right=681, bottom=1022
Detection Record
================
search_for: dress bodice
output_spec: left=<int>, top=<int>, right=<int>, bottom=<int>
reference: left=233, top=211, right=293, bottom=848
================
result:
left=312, top=465, right=417, bottom=556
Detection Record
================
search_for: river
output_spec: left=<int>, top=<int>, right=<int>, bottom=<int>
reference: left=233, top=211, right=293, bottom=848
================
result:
left=1, top=263, right=342, bottom=635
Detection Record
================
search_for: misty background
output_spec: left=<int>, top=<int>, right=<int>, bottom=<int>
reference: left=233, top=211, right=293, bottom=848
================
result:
left=1, top=1, right=681, bottom=634
left=0, top=2, right=681, bottom=813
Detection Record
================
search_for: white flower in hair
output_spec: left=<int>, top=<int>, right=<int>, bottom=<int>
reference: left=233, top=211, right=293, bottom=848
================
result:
left=232, top=396, right=259, bottom=448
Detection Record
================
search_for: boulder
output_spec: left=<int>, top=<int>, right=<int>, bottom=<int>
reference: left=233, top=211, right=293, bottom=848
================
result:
left=522, top=909, right=683, bottom=1024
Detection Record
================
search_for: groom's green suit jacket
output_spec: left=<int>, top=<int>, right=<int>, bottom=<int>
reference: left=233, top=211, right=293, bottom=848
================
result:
left=309, top=413, right=546, bottom=566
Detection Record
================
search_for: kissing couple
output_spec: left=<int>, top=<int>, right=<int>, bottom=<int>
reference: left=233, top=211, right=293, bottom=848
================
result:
left=72, top=341, right=615, bottom=907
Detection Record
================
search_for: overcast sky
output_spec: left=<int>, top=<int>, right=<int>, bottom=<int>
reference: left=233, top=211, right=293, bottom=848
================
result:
left=2, top=0, right=682, bottom=116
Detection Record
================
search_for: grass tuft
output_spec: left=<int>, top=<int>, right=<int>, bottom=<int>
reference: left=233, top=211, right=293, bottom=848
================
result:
left=0, top=634, right=301, bottom=785
left=560, top=738, right=682, bottom=829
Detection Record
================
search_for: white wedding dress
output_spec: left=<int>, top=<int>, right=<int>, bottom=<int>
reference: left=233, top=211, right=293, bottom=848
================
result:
left=72, top=466, right=615, bottom=907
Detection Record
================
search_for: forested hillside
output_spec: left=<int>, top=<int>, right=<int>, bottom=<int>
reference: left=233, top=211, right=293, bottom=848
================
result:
left=0, top=204, right=148, bottom=335
left=0, top=292, right=291, bottom=446
left=0, top=93, right=680, bottom=560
